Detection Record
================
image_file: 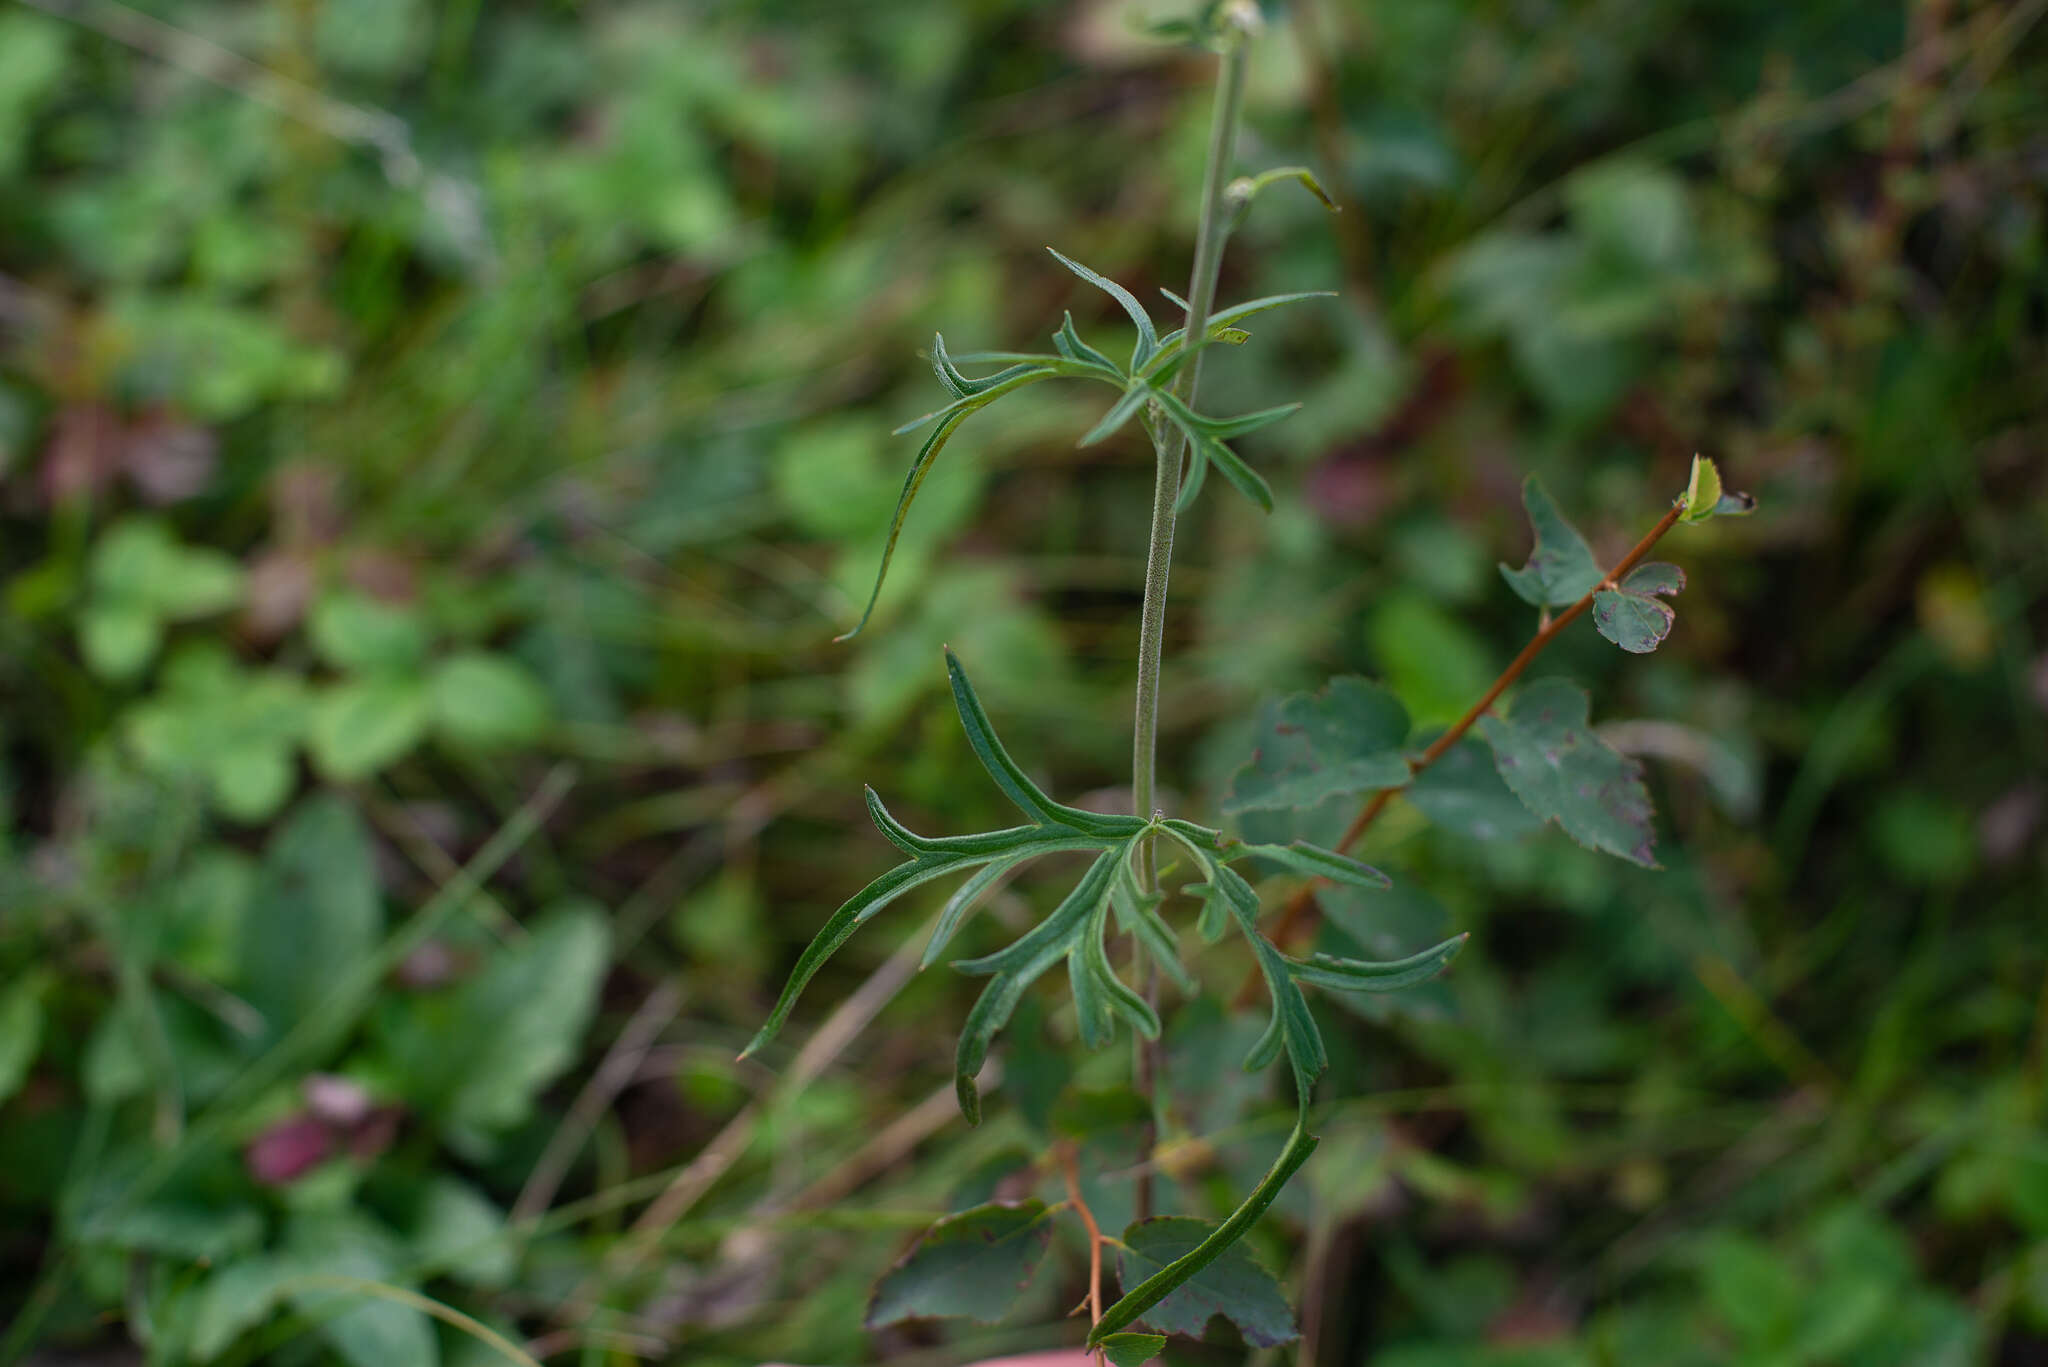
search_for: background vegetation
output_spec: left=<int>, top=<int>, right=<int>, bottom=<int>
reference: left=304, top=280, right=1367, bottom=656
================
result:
left=0, top=0, right=2043, bottom=1363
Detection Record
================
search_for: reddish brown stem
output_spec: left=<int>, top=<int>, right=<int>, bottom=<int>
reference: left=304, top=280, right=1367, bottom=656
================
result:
left=1060, top=1143, right=1107, bottom=1358
left=1242, top=500, right=1686, bottom=987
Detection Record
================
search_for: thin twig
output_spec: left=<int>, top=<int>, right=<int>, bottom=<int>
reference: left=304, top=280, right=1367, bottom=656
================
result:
left=1060, top=1143, right=1107, bottom=1355
left=1249, top=501, right=1686, bottom=975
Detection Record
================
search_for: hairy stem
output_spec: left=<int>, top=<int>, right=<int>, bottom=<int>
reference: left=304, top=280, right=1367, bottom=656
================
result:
left=1253, top=499, right=1687, bottom=969
left=1131, top=9, right=1255, bottom=1221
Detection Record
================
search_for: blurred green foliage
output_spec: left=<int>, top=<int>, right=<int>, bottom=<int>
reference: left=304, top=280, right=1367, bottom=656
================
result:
left=0, top=0, right=2043, bottom=1363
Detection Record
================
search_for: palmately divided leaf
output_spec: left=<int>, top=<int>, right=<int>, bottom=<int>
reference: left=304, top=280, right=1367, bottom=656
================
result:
left=945, top=650, right=1146, bottom=839
left=1047, top=247, right=1159, bottom=371
left=865, top=1200, right=1055, bottom=1328
left=1223, top=678, right=1411, bottom=814
left=1499, top=475, right=1604, bottom=608
left=1478, top=678, right=1658, bottom=867
left=953, top=846, right=1126, bottom=1124
left=1289, top=934, right=1469, bottom=994
left=1235, top=840, right=1391, bottom=890
left=1113, top=1217, right=1300, bottom=1347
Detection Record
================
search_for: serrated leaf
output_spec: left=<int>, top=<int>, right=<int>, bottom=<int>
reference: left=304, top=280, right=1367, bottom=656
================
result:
left=1289, top=934, right=1469, bottom=994
left=1099, top=1332, right=1167, bottom=1366
left=866, top=1201, right=1054, bottom=1328
left=1047, top=247, right=1158, bottom=371
left=1236, top=840, right=1392, bottom=891
left=945, top=650, right=1146, bottom=839
left=1223, top=678, right=1411, bottom=814
left=1478, top=678, right=1657, bottom=866
left=954, top=847, right=1125, bottom=1124
left=1113, top=1217, right=1300, bottom=1347
left=1499, top=475, right=1603, bottom=607
left=1404, top=738, right=1543, bottom=840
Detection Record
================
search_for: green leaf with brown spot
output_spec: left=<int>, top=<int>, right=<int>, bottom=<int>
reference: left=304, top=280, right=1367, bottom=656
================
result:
left=1478, top=678, right=1658, bottom=866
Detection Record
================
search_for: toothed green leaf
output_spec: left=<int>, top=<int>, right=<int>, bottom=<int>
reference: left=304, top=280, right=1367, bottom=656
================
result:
left=1681, top=453, right=1721, bottom=523
left=1500, top=475, right=1603, bottom=607
left=1478, top=678, right=1658, bottom=867
left=1110, top=1216, right=1301, bottom=1347
left=865, top=1200, right=1055, bottom=1328
left=1223, top=678, right=1411, bottom=814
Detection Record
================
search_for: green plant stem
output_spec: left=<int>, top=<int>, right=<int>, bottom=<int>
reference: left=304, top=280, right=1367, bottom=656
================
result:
left=1130, top=15, right=1254, bottom=1221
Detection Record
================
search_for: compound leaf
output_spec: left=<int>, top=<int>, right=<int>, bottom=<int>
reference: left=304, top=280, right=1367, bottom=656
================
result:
left=1478, top=678, right=1658, bottom=867
left=1223, top=678, right=1411, bottom=814
left=866, top=1200, right=1055, bottom=1328
left=1112, top=1216, right=1300, bottom=1347
left=1500, top=475, right=1603, bottom=607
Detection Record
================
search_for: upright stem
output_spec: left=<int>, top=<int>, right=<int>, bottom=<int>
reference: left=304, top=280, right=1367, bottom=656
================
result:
left=1130, top=8, right=1256, bottom=1220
